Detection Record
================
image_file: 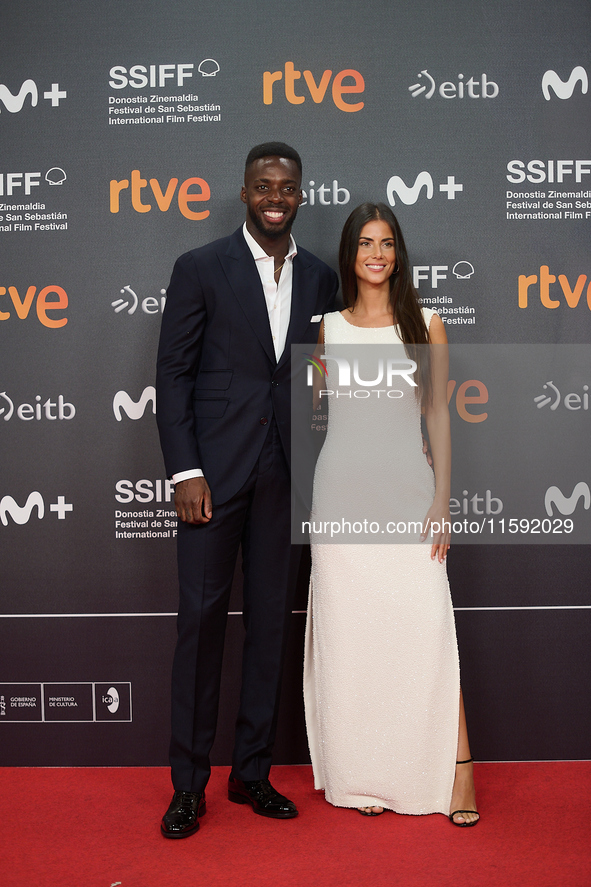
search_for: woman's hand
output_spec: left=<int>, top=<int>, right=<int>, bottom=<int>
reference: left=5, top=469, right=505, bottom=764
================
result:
left=420, top=499, right=451, bottom=562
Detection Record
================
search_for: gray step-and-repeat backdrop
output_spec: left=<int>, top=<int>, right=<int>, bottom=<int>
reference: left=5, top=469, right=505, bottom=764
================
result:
left=1, top=0, right=589, bottom=765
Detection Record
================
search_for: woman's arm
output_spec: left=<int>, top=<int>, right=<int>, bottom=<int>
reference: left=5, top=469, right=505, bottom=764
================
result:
left=421, top=312, right=451, bottom=562
left=312, top=319, right=325, bottom=411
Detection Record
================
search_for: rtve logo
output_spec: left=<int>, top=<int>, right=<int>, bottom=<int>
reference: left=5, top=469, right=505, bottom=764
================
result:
left=409, top=70, right=499, bottom=100
left=263, top=63, right=364, bottom=112
left=0, top=80, right=67, bottom=113
left=544, top=482, right=590, bottom=516
left=447, top=379, right=488, bottom=423
left=0, top=285, right=68, bottom=328
left=0, top=391, right=75, bottom=421
left=0, top=491, right=73, bottom=526
left=110, top=170, right=210, bottom=219
left=542, top=66, right=588, bottom=101
left=113, top=387, right=155, bottom=421
left=518, top=267, right=591, bottom=310
left=387, top=171, right=463, bottom=205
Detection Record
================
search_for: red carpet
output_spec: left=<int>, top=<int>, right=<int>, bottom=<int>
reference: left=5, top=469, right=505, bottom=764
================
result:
left=2, top=763, right=589, bottom=886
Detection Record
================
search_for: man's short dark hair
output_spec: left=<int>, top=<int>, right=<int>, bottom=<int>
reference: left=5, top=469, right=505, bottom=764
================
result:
left=245, top=142, right=302, bottom=176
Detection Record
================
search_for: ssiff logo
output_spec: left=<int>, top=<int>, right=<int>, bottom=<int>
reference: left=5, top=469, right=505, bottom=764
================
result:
left=542, top=66, right=588, bottom=100
left=0, top=169, right=66, bottom=196
left=108, top=61, right=220, bottom=89
left=387, top=172, right=463, bottom=205
left=413, top=262, right=474, bottom=289
left=0, top=80, right=67, bottom=113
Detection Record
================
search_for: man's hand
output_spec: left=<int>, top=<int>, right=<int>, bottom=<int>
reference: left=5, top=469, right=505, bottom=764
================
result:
left=174, top=477, right=213, bottom=524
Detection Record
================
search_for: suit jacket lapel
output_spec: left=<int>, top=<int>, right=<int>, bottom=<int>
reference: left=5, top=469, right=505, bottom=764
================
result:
left=277, top=250, right=318, bottom=371
left=221, top=228, right=276, bottom=366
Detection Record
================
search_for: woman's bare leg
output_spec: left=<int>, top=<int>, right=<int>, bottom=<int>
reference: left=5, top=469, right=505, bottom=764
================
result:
left=449, top=688, right=479, bottom=824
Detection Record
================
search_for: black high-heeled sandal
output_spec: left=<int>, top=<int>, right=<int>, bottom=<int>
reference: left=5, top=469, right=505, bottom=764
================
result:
left=357, top=806, right=385, bottom=816
left=449, top=757, right=480, bottom=827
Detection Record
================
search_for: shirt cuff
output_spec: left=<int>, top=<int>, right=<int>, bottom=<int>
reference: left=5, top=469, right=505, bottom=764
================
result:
left=172, top=469, right=204, bottom=483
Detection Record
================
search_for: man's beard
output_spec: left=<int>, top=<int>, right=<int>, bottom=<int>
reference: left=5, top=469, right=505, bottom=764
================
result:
left=248, top=205, right=298, bottom=239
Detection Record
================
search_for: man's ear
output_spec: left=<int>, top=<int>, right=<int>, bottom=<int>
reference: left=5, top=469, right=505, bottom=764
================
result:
left=240, top=185, right=247, bottom=204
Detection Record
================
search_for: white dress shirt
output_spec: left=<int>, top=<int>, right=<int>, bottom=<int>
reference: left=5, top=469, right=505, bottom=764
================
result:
left=172, top=224, right=297, bottom=484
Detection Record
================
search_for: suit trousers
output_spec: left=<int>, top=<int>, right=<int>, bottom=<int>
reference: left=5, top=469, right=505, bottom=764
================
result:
left=169, top=420, right=301, bottom=792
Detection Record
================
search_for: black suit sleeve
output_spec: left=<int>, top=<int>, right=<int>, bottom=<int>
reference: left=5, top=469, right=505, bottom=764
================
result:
left=324, top=267, right=339, bottom=314
left=156, top=252, right=207, bottom=478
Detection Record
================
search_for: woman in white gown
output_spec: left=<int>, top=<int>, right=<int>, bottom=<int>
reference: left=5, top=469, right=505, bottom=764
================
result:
left=303, top=203, right=479, bottom=825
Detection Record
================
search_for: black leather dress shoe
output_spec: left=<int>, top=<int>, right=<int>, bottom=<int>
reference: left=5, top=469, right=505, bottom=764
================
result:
left=228, top=776, right=298, bottom=818
left=161, top=790, right=206, bottom=838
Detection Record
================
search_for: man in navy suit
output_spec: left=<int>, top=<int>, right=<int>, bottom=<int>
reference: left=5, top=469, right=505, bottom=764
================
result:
left=156, top=142, right=338, bottom=837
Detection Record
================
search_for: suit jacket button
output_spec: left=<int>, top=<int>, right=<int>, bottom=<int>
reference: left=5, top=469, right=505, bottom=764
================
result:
left=272, top=381, right=279, bottom=387
left=260, top=417, right=268, bottom=425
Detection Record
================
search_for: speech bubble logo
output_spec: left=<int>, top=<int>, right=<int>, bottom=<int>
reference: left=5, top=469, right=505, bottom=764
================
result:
left=45, top=167, right=66, bottom=185
left=198, top=59, right=220, bottom=77
left=452, top=261, right=475, bottom=279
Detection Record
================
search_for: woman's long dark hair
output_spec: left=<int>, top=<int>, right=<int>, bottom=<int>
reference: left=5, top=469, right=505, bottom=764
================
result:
left=339, top=202, right=432, bottom=401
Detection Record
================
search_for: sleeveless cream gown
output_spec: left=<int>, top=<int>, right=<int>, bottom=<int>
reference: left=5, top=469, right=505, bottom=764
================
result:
left=303, top=309, right=460, bottom=815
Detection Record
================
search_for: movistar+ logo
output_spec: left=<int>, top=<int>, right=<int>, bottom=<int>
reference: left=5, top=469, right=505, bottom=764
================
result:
left=542, top=66, right=588, bottom=101
left=0, top=80, right=67, bottom=113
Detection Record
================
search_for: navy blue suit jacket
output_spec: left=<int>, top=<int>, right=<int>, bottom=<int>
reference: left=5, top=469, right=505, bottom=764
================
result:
left=156, top=226, right=338, bottom=506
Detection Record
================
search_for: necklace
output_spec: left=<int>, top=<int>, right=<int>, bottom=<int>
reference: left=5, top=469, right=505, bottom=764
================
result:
left=274, top=260, right=286, bottom=276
